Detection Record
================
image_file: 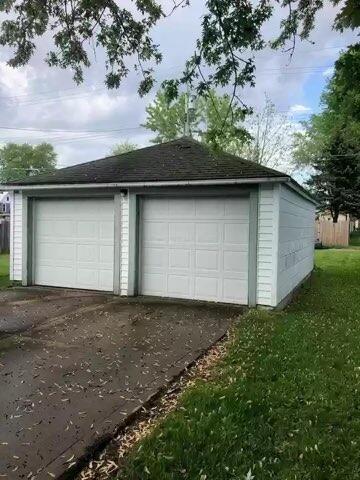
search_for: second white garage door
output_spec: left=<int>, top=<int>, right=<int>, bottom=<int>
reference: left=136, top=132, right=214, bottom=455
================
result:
left=33, top=198, right=114, bottom=291
left=140, top=196, right=249, bottom=304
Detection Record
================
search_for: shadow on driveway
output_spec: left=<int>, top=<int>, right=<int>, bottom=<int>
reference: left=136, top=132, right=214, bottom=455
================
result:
left=0, top=288, right=243, bottom=479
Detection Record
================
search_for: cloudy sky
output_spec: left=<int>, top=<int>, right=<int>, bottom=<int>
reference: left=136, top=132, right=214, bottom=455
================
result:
left=0, top=1, right=357, bottom=170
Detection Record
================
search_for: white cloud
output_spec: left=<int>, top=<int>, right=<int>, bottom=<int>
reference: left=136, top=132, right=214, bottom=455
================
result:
left=54, top=92, right=130, bottom=126
left=289, top=104, right=312, bottom=114
left=0, top=61, right=34, bottom=96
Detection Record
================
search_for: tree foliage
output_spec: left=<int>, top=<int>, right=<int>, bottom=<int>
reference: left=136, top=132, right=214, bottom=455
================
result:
left=142, top=88, right=250, bottom=152
left=0, top=0, right=358, bottom=101
left=0, top=143, right=57, bottom=182
left=143, top=90, right=194, bottom=144
left=293, top=44, right=360, bottom=222
left=111, top=141, right=138, bottom=156
left=239, top=95, right=294, bottom=169
left=307, top=130, right=360, bottom=223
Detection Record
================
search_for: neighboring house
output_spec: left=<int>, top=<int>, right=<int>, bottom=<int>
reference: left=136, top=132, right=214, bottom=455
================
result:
left=2, top=138, right=316, bottom=308
left=0, top=191, right=11, bottom=216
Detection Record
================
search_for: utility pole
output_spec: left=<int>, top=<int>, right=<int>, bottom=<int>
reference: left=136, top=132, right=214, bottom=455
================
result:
left=185, top=82, right=191, bottom=137
left=184, top=81, right=195, bottom=138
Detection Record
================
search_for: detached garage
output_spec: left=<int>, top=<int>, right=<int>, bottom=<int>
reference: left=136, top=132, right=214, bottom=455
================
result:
left=4, top=138, right=316, bottom=308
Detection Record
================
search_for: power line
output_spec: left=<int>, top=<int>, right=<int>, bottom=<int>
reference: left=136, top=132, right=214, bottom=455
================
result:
left=1, top=88, right=112, bottom=108
left=0, top=47, right=347, bottom=104
left=0, top=82, right=103, bottom=101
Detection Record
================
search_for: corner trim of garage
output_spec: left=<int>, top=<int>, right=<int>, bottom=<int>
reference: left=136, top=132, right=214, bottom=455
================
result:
left=113, top=193, right=122, bottom=294
left=248, top=187, right=259, bottom=307
left=21, top=194, right=32, bottom=286
left=127, top=192, right=138, bottom=296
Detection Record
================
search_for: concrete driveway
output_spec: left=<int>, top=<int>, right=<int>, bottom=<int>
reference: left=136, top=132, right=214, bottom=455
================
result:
left=0, top=288, right=242, bottom=479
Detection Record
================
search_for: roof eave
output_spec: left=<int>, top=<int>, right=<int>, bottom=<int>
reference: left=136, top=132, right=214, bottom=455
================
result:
left=2, top=176, right=317, bottom=204
left=2, top=176, right=288, bottom=190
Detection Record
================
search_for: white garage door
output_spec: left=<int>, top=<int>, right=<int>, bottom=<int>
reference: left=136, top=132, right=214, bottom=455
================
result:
left=33, top=198, right=114, bottom=291
left=140, top=196, right=249, bottom=304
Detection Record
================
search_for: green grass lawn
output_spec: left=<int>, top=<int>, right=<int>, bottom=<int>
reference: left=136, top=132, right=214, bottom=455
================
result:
left=0, top=254, right=10, bottom=289
left=350, top=230, right=360, bottom=247
left=118, top=250, right=360, bottom=480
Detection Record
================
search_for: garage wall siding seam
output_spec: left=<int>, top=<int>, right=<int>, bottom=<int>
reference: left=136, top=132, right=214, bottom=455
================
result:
left=256, top=184, right=276, bottom=306
left=120, top=192, right=129, bottom=295
left=10, top=192, right=23, bottom=281
left=276, top=184, right=315, bottom=304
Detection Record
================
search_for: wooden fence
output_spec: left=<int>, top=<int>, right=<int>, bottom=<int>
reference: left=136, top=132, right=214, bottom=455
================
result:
left=0, top=218, right=10, bottom=253
left=315, top=220, right=349, bottom=247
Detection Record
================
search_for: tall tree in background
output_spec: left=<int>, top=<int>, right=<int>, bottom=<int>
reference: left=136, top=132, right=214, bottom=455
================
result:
left=111, top=141, right=138, bottom=156
left=142, top=90, right=197, bottom=144
left=143, top=88, right=250, bottom=153
left=293, top=44, right=360, bottom=222
left=239, top=95, right=294, bottom=169
left=0, top=0, right=358, bottom=106
left=307, top=131, right=360, bottom=223
left=200, top=93, right=250, bottom=153
left=0, top=143, right=56, bottom=182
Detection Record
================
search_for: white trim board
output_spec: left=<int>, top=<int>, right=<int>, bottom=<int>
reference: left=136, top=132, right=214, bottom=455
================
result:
left=2, top=177, right=316, bottom=205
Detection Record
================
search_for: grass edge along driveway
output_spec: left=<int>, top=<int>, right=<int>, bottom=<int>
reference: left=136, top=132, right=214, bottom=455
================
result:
left=117, top=250, right=360, bottom=480
left=0, top=254, right=10, bottom=289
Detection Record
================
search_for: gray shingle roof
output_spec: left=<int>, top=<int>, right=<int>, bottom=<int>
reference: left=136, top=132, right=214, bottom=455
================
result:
left=6, top=138, right=289, bottom=186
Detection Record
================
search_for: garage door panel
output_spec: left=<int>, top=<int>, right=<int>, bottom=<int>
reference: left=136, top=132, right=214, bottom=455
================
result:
left=76, top=268, right=99, bottom=288
left=195, top=223, right=220, bottom=244
left=33, top=198, right=114, bottom=291
left=195, top=250, right=218, bottom=271
left=77, top=244, right=97, bottom=262
left=223, top=278, right=247, bottom=303
left=195, top=276, right=219, bottom=299
left=143, top=197, right=169, bottom=219
left=37, top=242, right=76, bottom=262
left=225, top=198, right=249, bottom=218
left=143, top=222, right=168, bottom=244
left=77, top=221, right=98, bottom=238
left=143, top=247, right=167, bottom=269
left=99, top=245, right=114, bottom=263
left=169, top=223, right=195, bottom=243
left=224, top=223, right=249, bottom=244
left=100, top=221, right=115, bottom=240
left=37, top=219, right=77, bottom=238
left=142, top=272, right=166, bottom=295
left=168, top=274, right=190, bottom=296
left=169, top=248, right=190, bottom=269
left=224, top=251, right=248, bottom=273
left=169, top=198, right=195, bottom=217
left=141, top=196, right=249, bottom=304
left=195, top=198, right=224, bottom=217
left=99, top=270, right=114, bottom=291
left=36, top=265, right=76, bottom=287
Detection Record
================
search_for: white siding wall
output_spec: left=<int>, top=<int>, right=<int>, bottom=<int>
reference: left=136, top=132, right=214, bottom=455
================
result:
left=256, top=184, right=278, bottom=306
left=10, top=191, right=23, bottom=281
left=120, top=192, right=129, bottom=295
left=277, top=184, right=315, bottom=304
